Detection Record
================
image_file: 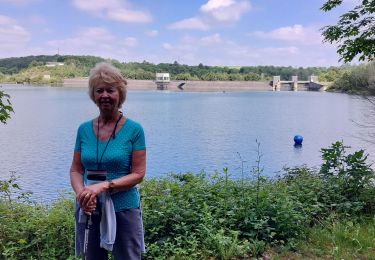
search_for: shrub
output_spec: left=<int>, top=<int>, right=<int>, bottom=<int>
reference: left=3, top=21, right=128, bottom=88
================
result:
left=0, top=141, right=374, bottom=259
left=319, top=141, right=375, bottom=215
left=0, top=176, right=75, bottom=259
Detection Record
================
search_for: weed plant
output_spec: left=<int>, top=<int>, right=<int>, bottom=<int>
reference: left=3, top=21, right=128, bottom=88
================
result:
left=0, top=141, right=374, bottom=259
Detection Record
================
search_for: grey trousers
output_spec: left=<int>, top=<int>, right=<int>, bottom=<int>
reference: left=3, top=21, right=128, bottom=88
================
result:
left=75, top=203, right=144, bottom=260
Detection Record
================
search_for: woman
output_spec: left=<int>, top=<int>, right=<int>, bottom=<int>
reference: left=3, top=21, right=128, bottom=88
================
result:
left=70, top=62, right=146, bottom=259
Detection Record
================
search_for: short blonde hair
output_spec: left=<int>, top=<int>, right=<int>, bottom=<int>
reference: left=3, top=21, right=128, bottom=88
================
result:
left=88, top=62, right=127, bottom=108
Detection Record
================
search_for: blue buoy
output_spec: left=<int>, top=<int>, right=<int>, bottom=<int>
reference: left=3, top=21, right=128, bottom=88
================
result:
left=294, top=135, right=303, bottom=145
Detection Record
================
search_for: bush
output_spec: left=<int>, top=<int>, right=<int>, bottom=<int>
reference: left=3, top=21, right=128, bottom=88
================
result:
left=0, top=177, right=75, bottom=259
left=319, top=141, right=375, bottom=215
left=1, top=141, right=374, bottom=259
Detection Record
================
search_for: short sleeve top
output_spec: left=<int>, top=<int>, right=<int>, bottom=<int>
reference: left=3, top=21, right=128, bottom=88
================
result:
left=74, top=118, right=146, bottom=212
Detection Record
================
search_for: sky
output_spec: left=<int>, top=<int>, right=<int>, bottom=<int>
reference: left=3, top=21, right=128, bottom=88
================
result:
left=0, top=0, right=360, bottom=67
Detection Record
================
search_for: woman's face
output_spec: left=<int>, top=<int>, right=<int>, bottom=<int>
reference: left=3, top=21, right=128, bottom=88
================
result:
left=93, top=84, right=120, bottom=113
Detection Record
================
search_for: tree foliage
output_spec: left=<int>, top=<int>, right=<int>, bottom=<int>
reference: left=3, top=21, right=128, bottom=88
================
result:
left=328, top=61, right=375, bottom=94
left=0, top=90, right=13, bottom=124
left=321, top=0, right=375, bottom=62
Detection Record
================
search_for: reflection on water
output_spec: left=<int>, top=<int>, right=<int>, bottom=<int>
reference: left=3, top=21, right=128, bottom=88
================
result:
left=351, top=96, right=375, bottom=145
left=0, top=85, right=374, bottom=201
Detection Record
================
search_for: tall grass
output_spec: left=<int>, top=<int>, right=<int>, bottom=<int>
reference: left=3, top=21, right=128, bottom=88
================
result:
left=271, top=217, right=375, bottom=259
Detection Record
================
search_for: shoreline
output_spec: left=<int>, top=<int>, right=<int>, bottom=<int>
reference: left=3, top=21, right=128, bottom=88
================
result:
left=1, top=78, right=331, bottom=92
left=63, top=78, right=273, bottom=92
left=63, top=78, right=325, bottom=92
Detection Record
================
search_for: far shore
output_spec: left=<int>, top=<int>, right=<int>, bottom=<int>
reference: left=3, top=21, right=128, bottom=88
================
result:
left=63, top=78, right=273, bottom=92
left=63, top=78, right=328, bottom=92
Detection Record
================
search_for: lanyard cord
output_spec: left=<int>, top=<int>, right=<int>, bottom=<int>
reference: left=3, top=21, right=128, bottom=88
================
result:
left=96, top=112, right=123, bottom=170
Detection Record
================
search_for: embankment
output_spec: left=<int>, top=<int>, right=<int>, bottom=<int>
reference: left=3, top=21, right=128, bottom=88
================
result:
left=63, top=78, right=272, bottom=92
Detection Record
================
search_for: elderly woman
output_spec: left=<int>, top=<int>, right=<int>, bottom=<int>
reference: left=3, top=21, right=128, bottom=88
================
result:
left=70, top=62, right=146, bottom=259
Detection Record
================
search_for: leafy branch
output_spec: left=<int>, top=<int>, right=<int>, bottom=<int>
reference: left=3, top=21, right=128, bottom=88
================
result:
left=321, top=0, right=375, bottom=62
left=0, top=90, right=14, bottom=124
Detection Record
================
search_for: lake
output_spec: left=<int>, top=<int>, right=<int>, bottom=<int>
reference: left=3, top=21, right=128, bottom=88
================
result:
left=1, top=85, right=374, bottom=202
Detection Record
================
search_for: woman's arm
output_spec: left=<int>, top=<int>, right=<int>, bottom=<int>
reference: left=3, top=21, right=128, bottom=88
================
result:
left=83, top=150, right=146, bottom=195
left=109, top=150, right=146, bottom=192
left=70, top=151, right=85, bottom=195
left=70, top=151, right=96, bottom=214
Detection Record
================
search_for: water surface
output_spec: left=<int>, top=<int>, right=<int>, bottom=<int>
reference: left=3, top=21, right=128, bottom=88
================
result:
left=0, top=85, right=374, bottom=201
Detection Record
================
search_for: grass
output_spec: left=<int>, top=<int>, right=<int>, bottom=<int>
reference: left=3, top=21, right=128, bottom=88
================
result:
left=268, top=217, right=375, bottom=260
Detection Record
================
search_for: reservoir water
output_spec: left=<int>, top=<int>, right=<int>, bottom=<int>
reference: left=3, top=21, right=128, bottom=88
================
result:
left=1, top=85, right=374, bottom=201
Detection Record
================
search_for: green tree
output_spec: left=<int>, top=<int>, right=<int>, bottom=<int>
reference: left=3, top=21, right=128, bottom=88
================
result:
left=321, top=0, right=375, bottom=62
left=228, top=73, right=243, bottom=81
left=244, top=72, right=261, bottom=81
left=0, top=91, right=13, bottom=124
left=28, top=60, right=44, bottom=68
left=174, top=73, right=191, bottom=80
left=329, top=62, right=375, bottom=94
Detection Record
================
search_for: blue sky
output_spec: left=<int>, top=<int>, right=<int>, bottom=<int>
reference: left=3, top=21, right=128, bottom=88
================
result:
left=0, top=0, right=359, bottom=67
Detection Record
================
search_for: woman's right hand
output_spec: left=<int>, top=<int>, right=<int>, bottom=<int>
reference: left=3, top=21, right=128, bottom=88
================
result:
left=83, top=201, right=97, bottom=215
left=77, top=189, right=97, bottom=215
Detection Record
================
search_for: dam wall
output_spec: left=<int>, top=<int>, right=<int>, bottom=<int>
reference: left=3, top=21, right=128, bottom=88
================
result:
left=63, top=78, right=272, bottom=92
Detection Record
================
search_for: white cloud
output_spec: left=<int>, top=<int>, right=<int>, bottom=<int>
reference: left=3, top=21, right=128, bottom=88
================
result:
left=27, top=15, right=46, bottom=25
left=0, top=15, right=30, bottom=51
left=107, top=8, right=151, bottom=23
left=72, top=0, right=152, bottom=23
left=81, top=27, right=115, bottom=41
left=168, top=0, right=251, bottom=30
left=201, top=0, right=250, bottom=23
left=48, top=27, right=114, bottom=50
left=72, top=0, right=121, bottom=13
left=200, top=0, right=235, bottom=12
left=0, top=15, right=48, bottom=58
left=145, top=30, right=159, bottom=37
left=47, top=27, right=115, bottom=58
left=46, top=27, right=142, bottom=60
left=162, top=33, right=229, bottom=63
left=168, top=17, right=210, bottom=31
left=199, top=33, right=222, bottom=45
left=123, top=37, right=137, bottom=47
left=259, top=46, right=300, bottom=56
left=162, top=43, right=172, bottom=50
left=159, top=33, right=339, bottom=67
left=0, top=15, right=16, bottom=25
left=254, top=24, right=323, bottom=45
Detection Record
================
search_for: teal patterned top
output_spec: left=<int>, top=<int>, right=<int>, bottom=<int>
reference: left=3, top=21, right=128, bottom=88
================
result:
left=74, top=118, right=146, bottom=212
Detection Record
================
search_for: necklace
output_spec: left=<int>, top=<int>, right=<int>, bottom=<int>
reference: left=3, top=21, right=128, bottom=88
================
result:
left=96, top=111, right=123, bottom=170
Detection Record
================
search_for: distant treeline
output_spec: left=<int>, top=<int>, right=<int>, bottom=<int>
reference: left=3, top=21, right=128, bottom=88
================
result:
left=0, top=55, right=347, bottom=84
left=328, top=61, right=375, bottom=95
